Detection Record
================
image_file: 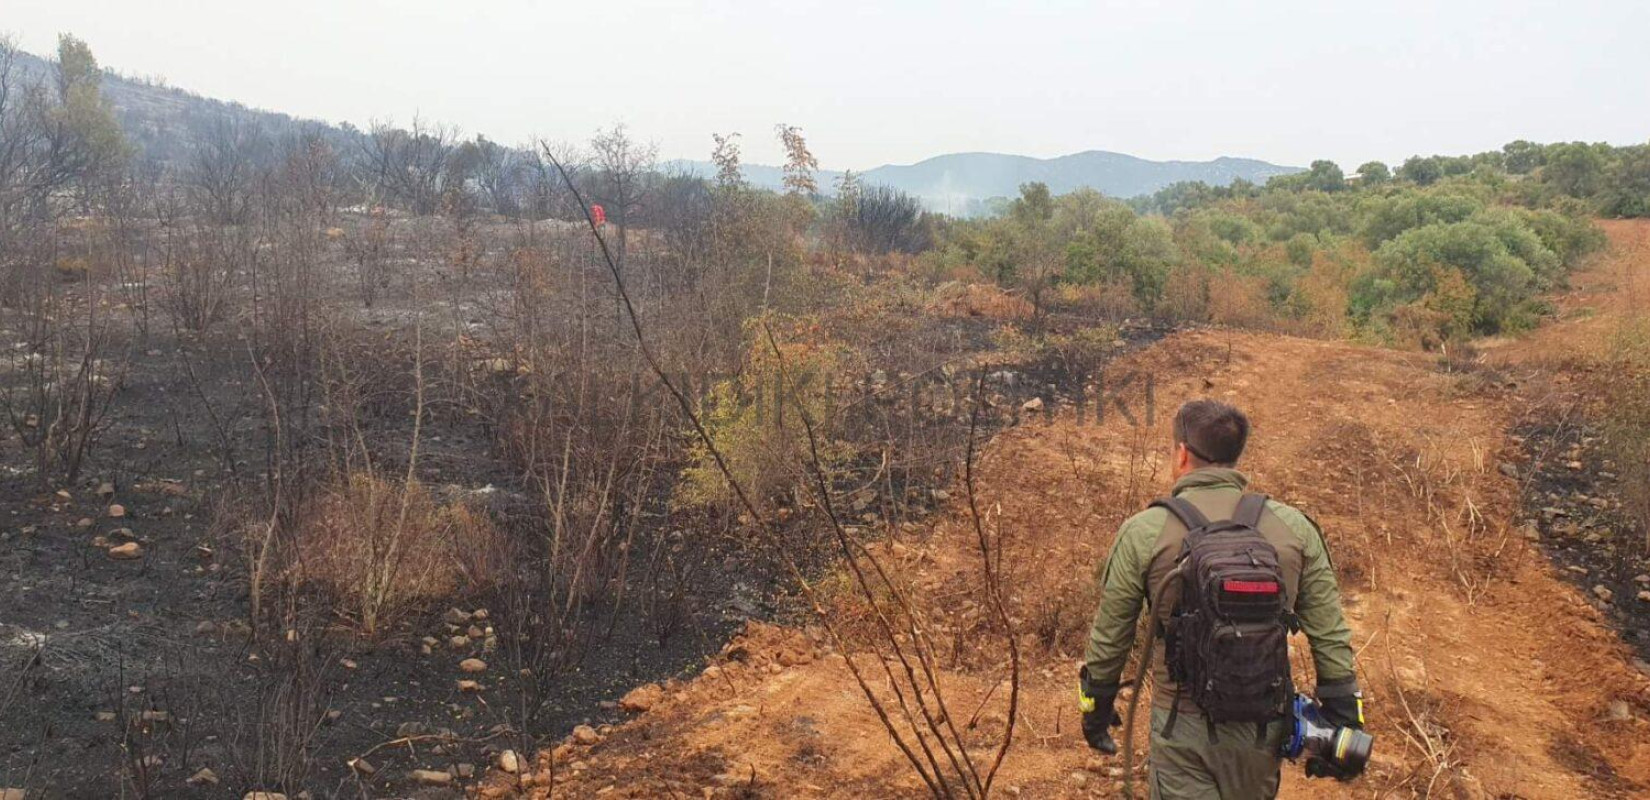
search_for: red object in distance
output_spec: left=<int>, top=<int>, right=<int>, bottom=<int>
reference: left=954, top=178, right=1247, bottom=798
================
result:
left=590, top=204, right=607, bottom=226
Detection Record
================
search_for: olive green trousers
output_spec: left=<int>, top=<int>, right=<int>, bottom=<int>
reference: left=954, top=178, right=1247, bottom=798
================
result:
left=1148, top=707, right=1289, bottom=800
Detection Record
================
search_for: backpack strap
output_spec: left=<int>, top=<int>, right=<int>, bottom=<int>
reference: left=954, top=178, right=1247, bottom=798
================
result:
left=1151, top=496, right=1211, bottom=532
left=1234, top=493, right=1269, bottom=529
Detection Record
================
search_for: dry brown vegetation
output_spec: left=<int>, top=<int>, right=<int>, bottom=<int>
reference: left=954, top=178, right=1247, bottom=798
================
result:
left=507, top=312, right=1650, bottom=799
left=290, top=473, right=507, bottom=635
left=4, top=33, right=1649, bottom=800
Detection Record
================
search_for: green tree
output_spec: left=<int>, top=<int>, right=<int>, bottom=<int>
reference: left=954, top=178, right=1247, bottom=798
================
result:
left=53, top=34, right=128, bottom=180
left=1356, top=161, right=1391, bottom=185
left=1541, top=142, right=1606, bottom=198
left=1360, top=190, right=1482, bottom=247
left=1502, top=140, right=1546, bottom=175
left=1600, top=144, right=1650, bottom=218
left=1012, top=182, right=1054, bottom=225
left=1304, top=160, right=1346, bottom=192
left=1374, top=218, right=1554, bottom=332
left=1397, top=156, right=1443, bottom=186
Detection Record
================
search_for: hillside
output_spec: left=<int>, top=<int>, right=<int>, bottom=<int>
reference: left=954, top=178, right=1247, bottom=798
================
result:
left=864, top=151, right=1300, bottom=213
left=671, top=150, right=1301, bottom=214
left=11, top=48, right=361, bottom=170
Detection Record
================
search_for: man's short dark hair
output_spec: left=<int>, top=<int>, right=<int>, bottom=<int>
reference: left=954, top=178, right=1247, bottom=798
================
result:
left=1173, top=400, right=1249, bottom=466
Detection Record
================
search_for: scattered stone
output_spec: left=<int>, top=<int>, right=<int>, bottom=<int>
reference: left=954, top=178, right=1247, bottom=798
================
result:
left=94, top=711, right=116, bottom=722
left=243, top=793, right=286, bottom=800
left=1638, top=591, right=1650, bottom=603
left=347, top=757, right=376, bottom=776
left=459, top=658, right=487, bottom=673
left=572, top=724, right=600, bottom=745
left=195, top=621, right=217, bottom=635
left=467, top=625, right=484, bottom=639
left=107, top=542, right=143, bottom=560
left=449, top=635, right=470, bottom=649
left=444, top=608, right=471, bottom=626
left=457, top=680, right=481, bottom=692
left=713, top=764, right=762, bottom=787
left=497, top=750, right=521, bottom=774
left=187, top=768, right=219, bottom=786
left=140, top=710, right=171, bottom=723
left=471, top=609, right=489, bottom=621
left=1566, top=461, right=1584, bottom=470
left=1593, top=585, right=1614, bottom=603
left=396, top=721, right=429, bottom=737
left=409, top=769, right=452, bottom=786
left=0, top=789, right=22, bottom=800
left=1069, top=771, right=1089, bottom=787
left=75, top=517, right=94, bottom=529
left=1021, top=397, right=1044, bottom=412
left=620, top=683, right=663, bottom=713
left=1606, top=700, right=1632, bottom=722
left=340, top=658, right=357, bottom=670
left=107, top=504, right=127, bottom=518
left=96, top=482, right=115, bottom=498
left=1497, top=462, right=1519, bottom=479
left=1520, top=524, right=1541, bottom=542
left=456, top=763, right=476, bottom=779
left=1635, top=574, right=1650, bottom=585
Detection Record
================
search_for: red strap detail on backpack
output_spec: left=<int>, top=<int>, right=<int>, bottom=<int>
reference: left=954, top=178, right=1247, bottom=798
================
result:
left=1222, top=580, right=1279, bottom=594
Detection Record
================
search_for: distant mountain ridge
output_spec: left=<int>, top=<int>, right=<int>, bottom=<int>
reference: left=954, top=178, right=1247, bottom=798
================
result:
left=669, top=150, right=1301, bottom=214
left=13, top=45, right=1298, bottom=216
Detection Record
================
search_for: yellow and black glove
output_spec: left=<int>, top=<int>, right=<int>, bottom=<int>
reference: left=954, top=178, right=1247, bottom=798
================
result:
left=1078, top=666, right=1120, bottom=755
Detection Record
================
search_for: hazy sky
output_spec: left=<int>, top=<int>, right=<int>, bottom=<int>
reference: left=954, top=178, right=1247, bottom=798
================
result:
left=7, top=1, right=1649, bottom=170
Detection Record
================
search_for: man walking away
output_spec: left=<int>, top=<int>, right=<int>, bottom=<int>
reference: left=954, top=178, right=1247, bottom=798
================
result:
left=1079, top=400, right=1364, bottom=798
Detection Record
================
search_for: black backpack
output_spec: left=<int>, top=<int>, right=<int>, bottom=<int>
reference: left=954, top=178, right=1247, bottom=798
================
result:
left=1155, top=492, right=1295, bottom=737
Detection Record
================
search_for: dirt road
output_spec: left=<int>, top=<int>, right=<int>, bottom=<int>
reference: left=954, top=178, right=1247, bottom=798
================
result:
left=498, top=223, right=1650, bottom=799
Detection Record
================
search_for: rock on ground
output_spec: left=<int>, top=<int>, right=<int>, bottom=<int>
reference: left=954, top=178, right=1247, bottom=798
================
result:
left=620, top=683, right=664, bottom=713
left=409, top=769, right=453, bottom=785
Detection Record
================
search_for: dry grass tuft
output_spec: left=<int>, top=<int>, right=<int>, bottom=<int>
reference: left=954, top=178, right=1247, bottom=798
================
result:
left=926, top=281, right=1034, bottom=320
left=290, top=472, right=506, bottom=634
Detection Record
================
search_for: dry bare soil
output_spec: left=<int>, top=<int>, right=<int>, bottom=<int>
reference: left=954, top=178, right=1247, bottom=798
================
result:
left=494, top=222, right=1650, bottom=799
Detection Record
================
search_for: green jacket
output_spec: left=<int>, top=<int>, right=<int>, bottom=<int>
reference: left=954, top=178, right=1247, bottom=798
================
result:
left=1084, top=467, right=1357, bottom=711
